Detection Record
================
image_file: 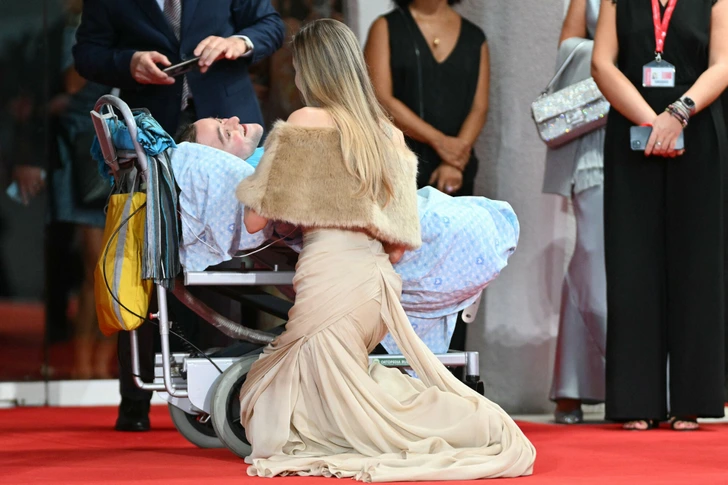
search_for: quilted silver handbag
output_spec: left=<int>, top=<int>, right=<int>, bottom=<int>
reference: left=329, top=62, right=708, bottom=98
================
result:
left=531, top=40, right=610, bottom=148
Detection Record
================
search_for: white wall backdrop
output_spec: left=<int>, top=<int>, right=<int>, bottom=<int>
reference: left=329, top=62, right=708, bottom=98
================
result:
left=346, top=0, right=391, bottom=46
left=347, top=0, right=574, bottom=413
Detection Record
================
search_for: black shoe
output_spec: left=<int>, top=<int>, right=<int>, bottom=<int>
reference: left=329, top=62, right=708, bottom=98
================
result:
left=115, top=398, right=151, bottom=432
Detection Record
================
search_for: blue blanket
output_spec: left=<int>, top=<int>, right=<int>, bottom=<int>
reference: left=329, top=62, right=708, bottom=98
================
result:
left=171, top=142, right=520, bottom=353
left=91, top=111, right=177, bottom=180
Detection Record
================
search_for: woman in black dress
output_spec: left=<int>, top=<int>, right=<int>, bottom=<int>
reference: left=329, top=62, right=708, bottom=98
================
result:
left=592, top=0, right=728, bottom=430
left=364, top=0, right=489, bottom=196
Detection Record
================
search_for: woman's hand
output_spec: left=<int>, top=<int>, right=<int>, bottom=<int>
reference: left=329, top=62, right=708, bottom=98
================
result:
left=429, top=164, right=463, bottom=195
left=383, top=243, right=406, bottom=265
left=243, top=207, right=269, bottom=234
left=273, top=221, right=297, bottom=237
left=434, top=135, right=470, bottom=170
left=645, top=112, right=685, bottom=158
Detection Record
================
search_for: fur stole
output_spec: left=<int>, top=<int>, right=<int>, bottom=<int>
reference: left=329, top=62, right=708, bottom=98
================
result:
left=236, top=120, right=422, bottom=250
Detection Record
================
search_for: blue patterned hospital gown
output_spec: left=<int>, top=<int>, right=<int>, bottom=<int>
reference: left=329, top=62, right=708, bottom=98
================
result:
left=171, top=143, right=520, bottom=353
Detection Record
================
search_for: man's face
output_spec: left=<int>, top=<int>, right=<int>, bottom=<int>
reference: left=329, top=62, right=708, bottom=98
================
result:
left=194, top=117, right=264, bottom=159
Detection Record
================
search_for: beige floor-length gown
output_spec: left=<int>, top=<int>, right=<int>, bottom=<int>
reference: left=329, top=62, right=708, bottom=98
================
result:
left=240, top=228, right=536, bottom=481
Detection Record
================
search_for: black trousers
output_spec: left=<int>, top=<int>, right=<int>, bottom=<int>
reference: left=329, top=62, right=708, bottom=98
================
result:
left=604, top=124, right=726, bottom=421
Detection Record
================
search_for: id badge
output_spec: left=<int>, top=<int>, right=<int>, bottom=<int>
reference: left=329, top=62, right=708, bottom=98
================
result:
left=643, top=59, right=676, bottom=88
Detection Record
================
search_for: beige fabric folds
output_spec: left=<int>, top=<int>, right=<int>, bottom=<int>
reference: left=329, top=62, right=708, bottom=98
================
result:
left=240, top=229, right=536, bottom=482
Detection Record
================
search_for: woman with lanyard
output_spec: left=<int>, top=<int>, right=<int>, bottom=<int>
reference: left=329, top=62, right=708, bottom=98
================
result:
left=592, top=0, right=728, bottom=430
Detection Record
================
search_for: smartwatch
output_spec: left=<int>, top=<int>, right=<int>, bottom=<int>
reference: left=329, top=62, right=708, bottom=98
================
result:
left=681, top=96, right=696, bottom=115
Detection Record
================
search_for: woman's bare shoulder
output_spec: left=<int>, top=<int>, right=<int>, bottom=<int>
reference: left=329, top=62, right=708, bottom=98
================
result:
left=286, top=107, right=337, bottom=129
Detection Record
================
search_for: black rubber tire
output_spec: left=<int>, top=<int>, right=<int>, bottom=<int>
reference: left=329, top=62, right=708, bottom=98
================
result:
left=209, top=355, right=258, bottom=458
left=167, top=402, right=223, bottom=448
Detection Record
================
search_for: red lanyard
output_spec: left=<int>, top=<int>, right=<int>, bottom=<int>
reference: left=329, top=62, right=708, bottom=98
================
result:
left=652, top=0, right=678, bottom=56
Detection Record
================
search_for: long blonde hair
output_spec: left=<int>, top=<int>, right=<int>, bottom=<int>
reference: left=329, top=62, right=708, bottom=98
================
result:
left=291, top=19, right=400, bottom=204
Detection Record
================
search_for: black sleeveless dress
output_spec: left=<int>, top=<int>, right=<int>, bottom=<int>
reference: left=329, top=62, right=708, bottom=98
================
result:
left=384, top=9, right=486, bottom=196
left=604, top=0, right=726, bottom=421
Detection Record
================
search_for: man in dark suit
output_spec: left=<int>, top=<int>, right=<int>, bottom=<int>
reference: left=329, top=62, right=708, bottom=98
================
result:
left=73, top=0, right=284, bottom=135
left=73, top=0, right=284, bottom=431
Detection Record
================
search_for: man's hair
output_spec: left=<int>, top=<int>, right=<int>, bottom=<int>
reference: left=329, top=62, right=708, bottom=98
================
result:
left=393, top=0, right=462, bottom=7
left=175, top=123, right=197, bottom=144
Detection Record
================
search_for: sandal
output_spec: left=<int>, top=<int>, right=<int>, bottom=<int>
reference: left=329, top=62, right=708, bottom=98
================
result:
left=622, top=419, right=659, bottom=431
left=669, top=416, right=699, bottom=431
left=554, top=399, right=583, bottom=425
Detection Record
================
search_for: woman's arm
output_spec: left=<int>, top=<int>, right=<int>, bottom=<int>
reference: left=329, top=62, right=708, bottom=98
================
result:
left=244, top=206, right=268, bottom=234
left=641, top=0, right=728, bottom=157
left=364, top=17, right=468, bottom=167
left=452, top=41, right=489, bottom=168
left=591, top=0, right=657, bottom=126
left=364, top=17, right=444, bottom=146
left=680, top=0, right=728, bottom=114
left=560, top=0, right=588, bottom=45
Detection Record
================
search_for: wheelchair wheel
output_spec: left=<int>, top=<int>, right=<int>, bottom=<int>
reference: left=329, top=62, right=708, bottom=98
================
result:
left=210, top=354, right=258, bottom=458
left=167, top=403, right=223, bottom=448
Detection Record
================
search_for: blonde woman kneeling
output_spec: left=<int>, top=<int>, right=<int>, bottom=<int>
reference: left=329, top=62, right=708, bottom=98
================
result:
left=236, top=19, right=536, bottom=482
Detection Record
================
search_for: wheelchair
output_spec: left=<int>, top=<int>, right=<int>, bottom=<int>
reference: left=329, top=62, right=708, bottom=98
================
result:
left=91, top=95, right=484, bottom=457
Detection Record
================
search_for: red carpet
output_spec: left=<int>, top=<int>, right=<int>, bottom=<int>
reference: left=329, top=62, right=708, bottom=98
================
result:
left=1, top=406, right=727, bottom=484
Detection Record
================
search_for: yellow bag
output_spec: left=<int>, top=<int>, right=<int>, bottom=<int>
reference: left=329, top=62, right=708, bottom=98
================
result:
left=94, top=191, right=153, bottom=336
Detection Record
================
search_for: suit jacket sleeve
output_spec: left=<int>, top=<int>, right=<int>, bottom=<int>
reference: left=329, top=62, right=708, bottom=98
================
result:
left=72, top=0, right=138, bottom=90
left=231, top=0, right=285, bottom=64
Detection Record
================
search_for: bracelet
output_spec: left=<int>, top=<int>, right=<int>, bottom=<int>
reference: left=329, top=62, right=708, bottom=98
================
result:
left=665, top=104, right=689, bottom=128
left=668, top=99, right=692, bottom=126
left=665, top=107, right=687, bottom=127
left=675, top=99, right=693, bottom=119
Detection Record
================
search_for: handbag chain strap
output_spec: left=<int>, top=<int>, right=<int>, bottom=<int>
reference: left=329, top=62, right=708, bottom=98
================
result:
left=397, top=7, right=425, bottom=119
left=541, top=40, right=590, bottom=96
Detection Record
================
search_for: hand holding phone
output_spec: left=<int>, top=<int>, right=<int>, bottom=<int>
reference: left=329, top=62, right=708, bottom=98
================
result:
left=630, top=125, right=684, bottom=153
left=163, top=57, right=201, bottom=77
left=130, top=51, right=175, bottom=85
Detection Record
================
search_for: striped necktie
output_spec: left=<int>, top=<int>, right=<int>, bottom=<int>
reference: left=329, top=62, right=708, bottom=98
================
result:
left=163, top=0, right=191, bottom=111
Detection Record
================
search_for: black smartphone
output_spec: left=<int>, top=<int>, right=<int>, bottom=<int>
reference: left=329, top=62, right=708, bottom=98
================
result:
left=630, top=125, right=684, bottom=151
left=163, top=57, right=200, bottom=77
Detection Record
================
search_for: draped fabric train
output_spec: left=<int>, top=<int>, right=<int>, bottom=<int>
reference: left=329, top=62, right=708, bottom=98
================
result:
left=240, top=229, right=536, bottom=482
